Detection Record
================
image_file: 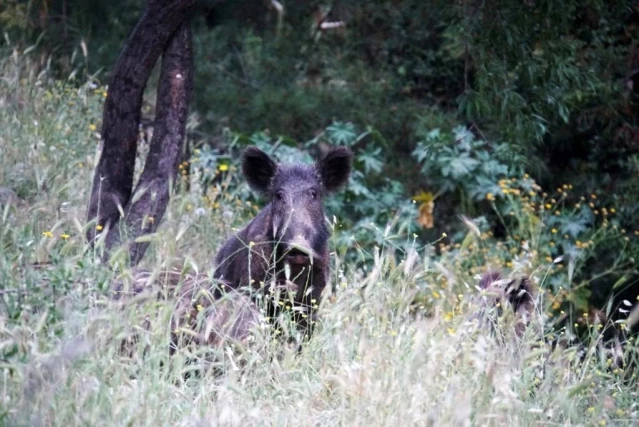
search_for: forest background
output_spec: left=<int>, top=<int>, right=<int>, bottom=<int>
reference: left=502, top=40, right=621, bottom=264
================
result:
left=1, top=1, right=639, bottom=424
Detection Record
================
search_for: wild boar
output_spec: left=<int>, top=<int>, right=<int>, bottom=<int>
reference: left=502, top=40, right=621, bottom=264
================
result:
left=170, top=276, right=267, bottom=358
left=214, top=146, right=352, bottom=337
left=112, top=268, right=266, bottom=367
left=477, top=270, right=537, bottom=337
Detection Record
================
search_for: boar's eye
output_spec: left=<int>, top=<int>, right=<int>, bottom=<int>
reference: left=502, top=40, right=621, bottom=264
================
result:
left=309, top=188, right=318, bottom=200
left=275, top=190, right=284, bottom=201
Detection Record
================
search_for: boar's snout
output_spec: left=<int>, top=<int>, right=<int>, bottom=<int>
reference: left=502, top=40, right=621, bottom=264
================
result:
left=281, top=235, right=314, bottom=266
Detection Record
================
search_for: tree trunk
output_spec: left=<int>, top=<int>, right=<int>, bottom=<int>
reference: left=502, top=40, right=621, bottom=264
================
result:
left=86, top=0, right=196, bottom=263
left=105, top=23, right=194, bottom=264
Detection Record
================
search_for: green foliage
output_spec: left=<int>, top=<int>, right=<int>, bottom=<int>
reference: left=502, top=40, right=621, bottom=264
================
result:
left=412, top=125, right=526, bottom=209
left=0, top=0, right=142, bottom=78
left=190, top=22, right=425, bottom=149
left=409, top=119, right=639, bottom=330
left=0, top=44, right=104, bottom=203
left=452, top=0, right=627, bottom=143
left=432, top=173, right=639, bottom=332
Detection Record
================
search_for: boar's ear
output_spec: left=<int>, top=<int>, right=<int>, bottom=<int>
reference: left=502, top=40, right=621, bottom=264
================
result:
left=242, top=147, right=278, bottom=195
left=318, top=146, right=353, bottom=193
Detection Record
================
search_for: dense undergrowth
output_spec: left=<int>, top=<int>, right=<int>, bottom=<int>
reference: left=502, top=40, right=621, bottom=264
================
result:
left=1, top=46, right=639, bottom=425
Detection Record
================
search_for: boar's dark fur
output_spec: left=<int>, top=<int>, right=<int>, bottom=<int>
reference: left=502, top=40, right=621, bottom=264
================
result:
left=477, top=270, right=537, bottom=337
left=214, top=146, right=352, bottom=336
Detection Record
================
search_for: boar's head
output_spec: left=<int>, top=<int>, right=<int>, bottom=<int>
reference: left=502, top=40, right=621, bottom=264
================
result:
left=241, top=146, right=352, bottom=273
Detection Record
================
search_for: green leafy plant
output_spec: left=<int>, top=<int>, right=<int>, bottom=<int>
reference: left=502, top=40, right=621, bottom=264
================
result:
left=412, top=125, right=527, bottom=209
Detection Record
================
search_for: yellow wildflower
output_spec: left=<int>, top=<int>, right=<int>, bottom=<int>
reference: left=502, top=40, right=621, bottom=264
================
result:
left=218, top=164, right=229, bottom=172
left=42, top=231, right=54, bottom=238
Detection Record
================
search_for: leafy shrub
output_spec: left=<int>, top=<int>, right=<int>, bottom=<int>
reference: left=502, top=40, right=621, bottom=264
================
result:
left=412, top=125, right=527, bottom=204
left=414, top=173, right=639, bottom=339
left=408, top=123, right=638, bottom=338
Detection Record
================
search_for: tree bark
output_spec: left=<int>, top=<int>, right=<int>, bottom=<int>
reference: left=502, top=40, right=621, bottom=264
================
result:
left=105, top=23, right=194, bottom=264
left=86, top=0, right=196, bottom=262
